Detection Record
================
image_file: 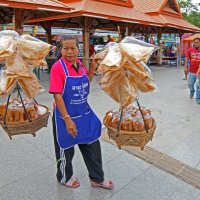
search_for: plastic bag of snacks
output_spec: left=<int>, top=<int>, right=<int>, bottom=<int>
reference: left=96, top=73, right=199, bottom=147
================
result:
left=0, top=30, right=51, bottom=98
left=96, top=37, right=159, bottom=108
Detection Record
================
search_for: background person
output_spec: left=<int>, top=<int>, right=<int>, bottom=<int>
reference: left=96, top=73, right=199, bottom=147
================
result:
left=184, top=37, right=200, bottom=104
left=107, top=34, right=114, bottom=43
left=89, top=33, right=95, bottom=56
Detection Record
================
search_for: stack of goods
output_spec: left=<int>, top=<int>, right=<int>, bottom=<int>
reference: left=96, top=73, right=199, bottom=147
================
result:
left=0, top=98, right=47, bottom=123
left=104, top=105, right=154, bottom=132
left=103, top=105, right=156, bottom=150
left=95, top=37, right=158, bottom=150
left=0, top=30, right=51, bottom=139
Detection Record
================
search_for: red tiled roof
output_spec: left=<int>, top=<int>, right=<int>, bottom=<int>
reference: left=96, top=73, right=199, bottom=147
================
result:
left=152, top=14, right=200, bottom=32
left=61, top=0, right=162, bottom=25
left=163, top=7, right=178, bottom=14
left=0, top=0, right=73, bottom=12
left=96, top=0, right=133, bottom=8
left=133, top=0, right=164, bottom=13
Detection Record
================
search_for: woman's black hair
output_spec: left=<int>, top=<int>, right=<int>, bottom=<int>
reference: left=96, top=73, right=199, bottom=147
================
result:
left=59, top=35, right=79, bottom=48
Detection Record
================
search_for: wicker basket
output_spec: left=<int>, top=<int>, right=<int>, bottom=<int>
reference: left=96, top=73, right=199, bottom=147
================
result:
left=0, top=105, right=50, bottom=140
left=104, top=118, right=156, bottom=150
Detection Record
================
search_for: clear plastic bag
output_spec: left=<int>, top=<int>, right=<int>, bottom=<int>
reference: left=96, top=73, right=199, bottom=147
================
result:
left=0, top=30, right=18, bottom=58
left=6, top=51, right=31, bottom=77
left=119, top=36, right=159, bottom=63
left=96, top=36, right=159, bottom=107
left=19, top=35, right=51, bottom=60
left=0, top=70, right=17, bottom=96
left=0, top=30, right=51, bottom=98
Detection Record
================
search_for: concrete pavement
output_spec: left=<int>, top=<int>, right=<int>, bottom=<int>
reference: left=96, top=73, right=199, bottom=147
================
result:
left=0, top=65, right=200, bottom=200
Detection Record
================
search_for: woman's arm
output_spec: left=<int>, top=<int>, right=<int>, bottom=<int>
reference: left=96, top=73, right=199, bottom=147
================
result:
left=53, top=93, right=77, bottom=138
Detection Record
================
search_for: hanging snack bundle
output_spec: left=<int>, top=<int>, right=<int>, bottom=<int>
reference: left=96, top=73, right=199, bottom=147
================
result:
left=96, top=37, right=159, bottom=108
left=0, top=30, right=51, bottom=139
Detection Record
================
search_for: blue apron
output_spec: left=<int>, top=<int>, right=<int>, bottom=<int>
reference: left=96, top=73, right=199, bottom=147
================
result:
left=55, top=59, right=101, bottom=149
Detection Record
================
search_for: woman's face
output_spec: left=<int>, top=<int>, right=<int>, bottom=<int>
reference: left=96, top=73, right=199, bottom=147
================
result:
left=61, top=39, right=79, bottom=64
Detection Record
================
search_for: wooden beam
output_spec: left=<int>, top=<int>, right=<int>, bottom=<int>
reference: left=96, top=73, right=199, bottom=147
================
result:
left=95, top=19, right=106, bottom=28
left=82, top=16, right=90, bottom=68
left=64, top=18, right=72, bottom=28
left=125, top=23, right=129, bottom=36
left=13, top=8, right=24, bottom=34
left=157, top=28, right=162, bottom=65
left=40, top=21, right=52, bottom=44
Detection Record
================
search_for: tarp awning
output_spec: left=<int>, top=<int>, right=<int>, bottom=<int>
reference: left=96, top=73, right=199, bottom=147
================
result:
left=183, top=34, right=200, bottom=42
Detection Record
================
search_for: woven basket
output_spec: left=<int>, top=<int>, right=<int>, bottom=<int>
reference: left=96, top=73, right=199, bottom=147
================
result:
left=104, top=118, right=156, bottom=150
left=0, top=105, right=50, bottom=140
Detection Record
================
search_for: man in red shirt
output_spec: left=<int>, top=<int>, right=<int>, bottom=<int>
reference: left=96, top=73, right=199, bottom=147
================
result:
left=184, top=38, right=200, bottom=104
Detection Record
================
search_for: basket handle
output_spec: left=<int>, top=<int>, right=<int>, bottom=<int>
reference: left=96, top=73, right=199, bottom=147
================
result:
left=3, top=93, right=11, bottom=127
left=3, top=84, right=32, bottom=125
left=33, top=98, right=38, bottom=105
left=16, top=84, right=32, bottom=123
left=136, top=99, right=148, bottom=133
left=116, top=108, right=123, bottom=137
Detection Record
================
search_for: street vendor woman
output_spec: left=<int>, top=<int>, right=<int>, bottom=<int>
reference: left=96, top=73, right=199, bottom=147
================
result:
left=49, top=35, right=114, bottom=189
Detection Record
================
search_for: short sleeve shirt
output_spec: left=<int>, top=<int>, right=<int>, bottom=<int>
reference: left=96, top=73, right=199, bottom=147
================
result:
left=49, top=57, right=89, bottom=94
left=187, top=47, right=200, bottom=74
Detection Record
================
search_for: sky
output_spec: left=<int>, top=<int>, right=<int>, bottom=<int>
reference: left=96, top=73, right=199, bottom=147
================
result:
left=192, top=0, right=200, bottom=10
left=192, top=0, right=199, bottom=3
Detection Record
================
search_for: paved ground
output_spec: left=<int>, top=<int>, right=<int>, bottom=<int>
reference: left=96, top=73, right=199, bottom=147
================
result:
left=0, top=65, right=200, bottom=200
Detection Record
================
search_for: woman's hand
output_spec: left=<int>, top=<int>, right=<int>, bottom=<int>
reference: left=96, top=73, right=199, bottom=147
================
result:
left=90, top=54, right=99, bottom=72
left=64, top=118, right=77, bottom=138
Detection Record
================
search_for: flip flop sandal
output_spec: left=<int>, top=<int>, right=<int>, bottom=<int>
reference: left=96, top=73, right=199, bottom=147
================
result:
left=91, top=180, right=114, bottom=189
left=65, top=177, right=80, bottom=188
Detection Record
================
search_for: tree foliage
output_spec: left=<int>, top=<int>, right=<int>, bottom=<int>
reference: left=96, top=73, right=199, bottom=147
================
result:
left=178, top=0, right=200, bottom=28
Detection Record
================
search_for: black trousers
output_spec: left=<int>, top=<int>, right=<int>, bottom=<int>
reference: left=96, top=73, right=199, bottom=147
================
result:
left=52, top=114, right=104, bottom=184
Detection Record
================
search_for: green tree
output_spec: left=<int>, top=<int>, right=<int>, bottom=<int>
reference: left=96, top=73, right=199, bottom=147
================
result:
left=178, top=0, right=200, bottom=27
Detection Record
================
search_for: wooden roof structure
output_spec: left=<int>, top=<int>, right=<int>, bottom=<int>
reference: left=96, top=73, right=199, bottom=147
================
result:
left=0, top=0, right=73, bottom=25
left=25, top=0, right=200, bottom=34
left=28, top=0, right=163, bottom=32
